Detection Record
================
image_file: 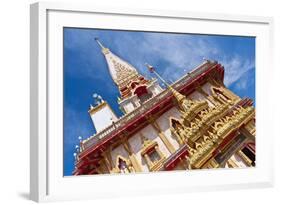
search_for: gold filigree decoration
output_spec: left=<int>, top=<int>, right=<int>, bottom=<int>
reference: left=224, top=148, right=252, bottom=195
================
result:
left=170, top=99, right=255, bottom=168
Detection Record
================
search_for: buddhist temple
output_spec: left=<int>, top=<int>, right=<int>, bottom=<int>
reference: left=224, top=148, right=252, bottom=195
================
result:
left=73, top=38, right=256, bottom=175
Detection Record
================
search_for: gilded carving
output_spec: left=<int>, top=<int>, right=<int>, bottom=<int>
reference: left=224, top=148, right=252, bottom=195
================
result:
left=169, top=88, right=255, bottom=168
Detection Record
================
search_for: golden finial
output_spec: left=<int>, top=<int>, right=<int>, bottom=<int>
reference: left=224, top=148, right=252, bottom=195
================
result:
left=95, top=37, right=110, bottom=54
left=94, top=37, right=105, bottom=49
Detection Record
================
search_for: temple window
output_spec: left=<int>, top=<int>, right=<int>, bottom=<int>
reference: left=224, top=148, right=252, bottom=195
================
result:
left=212, top=87, right=230, bottom=103
left=114, top=156, right=135, bottom=173
left=148, top=149, right=161, bottom=163
left=133, top=85, right=152, bottom=103
left=138, top=92, right=153, bottom=103
left=117, top=158, right=129, bottom=173
left=140, top=133, right=165, bottom=171
left=170, top=118, right=186, bottom=145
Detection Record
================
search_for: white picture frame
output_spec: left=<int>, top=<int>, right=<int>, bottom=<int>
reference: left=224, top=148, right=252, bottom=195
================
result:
left=30, top=2, right=274, bottom=202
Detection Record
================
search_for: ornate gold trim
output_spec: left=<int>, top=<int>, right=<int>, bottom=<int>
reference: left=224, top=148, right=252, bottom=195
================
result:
left=140, top=133, right=166, bottom=171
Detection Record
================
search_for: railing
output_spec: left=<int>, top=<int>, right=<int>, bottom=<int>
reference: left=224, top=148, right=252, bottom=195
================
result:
left=83, top=61, right=217, bottom=150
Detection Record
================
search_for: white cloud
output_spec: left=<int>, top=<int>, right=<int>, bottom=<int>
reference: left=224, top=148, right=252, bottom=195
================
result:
left=234, top=78, right=248, bottom=90
left=220, top=55, right=254, bottom=86
left=65, top=29, right=255, bottom=89
left=113, top=33, right=221, bottom=83
left=113, top=33, right=254, bottom=87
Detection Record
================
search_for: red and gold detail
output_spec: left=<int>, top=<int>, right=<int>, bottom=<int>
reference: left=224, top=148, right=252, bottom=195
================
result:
left=118, top=75, right=149, bottom=99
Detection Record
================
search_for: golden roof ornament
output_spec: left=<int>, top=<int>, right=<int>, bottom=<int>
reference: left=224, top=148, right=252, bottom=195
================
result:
left=95, top=37, right=110, bottom=54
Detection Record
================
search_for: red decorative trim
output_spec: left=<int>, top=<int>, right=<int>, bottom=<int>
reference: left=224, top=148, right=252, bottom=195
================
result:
left=88, top=169, right=98, bottom=175
left=134, top=85, right=148, bottom=97
left=238, top=97, right=253, bottom=107
left=246, top=142, right=256, bottom=154
left=212, top=131, right=238, bottom=157
left=164, top=145, right=188, bottom=171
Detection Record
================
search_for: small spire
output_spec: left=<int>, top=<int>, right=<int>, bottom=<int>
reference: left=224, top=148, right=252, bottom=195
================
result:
left=95, top=37, right=110, bottom=55
left=94, top=37, right=105, bottom=49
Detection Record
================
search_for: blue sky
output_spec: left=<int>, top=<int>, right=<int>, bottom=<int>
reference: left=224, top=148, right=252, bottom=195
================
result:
left=63, top=28, right=255, bottom=176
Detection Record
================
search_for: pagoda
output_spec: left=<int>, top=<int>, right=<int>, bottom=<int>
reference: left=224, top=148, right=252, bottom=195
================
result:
left=73, top=38, right=256, bottom=175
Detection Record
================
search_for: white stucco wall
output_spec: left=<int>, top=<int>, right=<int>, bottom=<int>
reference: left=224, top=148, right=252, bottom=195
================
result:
left=188, top=90, right=206, bottom=101
left=142, top=125, right=171, bottom=156
left=127, top=124, right=174, bottom=172
left=131, top=96, right=141, bottom=107
left=123, top=102, right=135, bottom=113
left=90, top=104, right=118, bottom=133
left=201, top=82, right=214, bottom=96
left=110, top=144, right=130, bottom=167
left=148, top=82, right=162, bottom=96
left=128, top=133, right=149, bottom=172
left=155, top=107, right=181, bottom=150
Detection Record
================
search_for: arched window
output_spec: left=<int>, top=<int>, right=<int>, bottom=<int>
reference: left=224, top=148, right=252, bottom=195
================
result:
left=115, top=156, right=134, bottom=173
left=130, top=81, right=139, bottom=89
left=148, top=150, right=161, bottom=163
left=212, top=87, right=230, bottom=103
left=117, top=158, right=129, bottom=173
left=170, top=118, right=189, bottom=146
left=140, top=134, right=165, bottom=171
left=171, top=118, right=182, bottom=130
left=133, top=85, right=152, bottom=103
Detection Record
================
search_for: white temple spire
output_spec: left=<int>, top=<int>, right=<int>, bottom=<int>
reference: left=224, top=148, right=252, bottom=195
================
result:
left=94, top=37, right=139, bottom=89
left=94, top=38, right=162, bottom=107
